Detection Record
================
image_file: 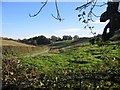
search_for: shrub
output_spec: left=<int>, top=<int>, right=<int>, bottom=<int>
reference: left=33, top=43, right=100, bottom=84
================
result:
left=89, top=38, right=95, bottom=45
left=2, top=58, right=41, bottom=89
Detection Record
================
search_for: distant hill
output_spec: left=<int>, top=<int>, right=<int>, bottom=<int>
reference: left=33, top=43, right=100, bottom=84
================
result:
left=1, top=39, right=35, bottom=47
left=1, top=39, right=49, bottom=57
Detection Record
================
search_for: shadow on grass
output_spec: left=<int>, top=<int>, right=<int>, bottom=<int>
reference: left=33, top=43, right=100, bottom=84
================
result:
left=68, top=60, right=89, bottom=64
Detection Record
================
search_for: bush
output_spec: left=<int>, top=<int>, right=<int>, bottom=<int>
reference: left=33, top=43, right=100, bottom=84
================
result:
left=2, top=57, right=120, bottom=89
left=89, top=38, right=95, bottom=45
left=2, top=58, right=41, bottom=89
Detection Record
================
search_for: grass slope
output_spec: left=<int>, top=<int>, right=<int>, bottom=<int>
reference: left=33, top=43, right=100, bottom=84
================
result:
left=2, top=40, right=120, bottom=89
left=1, top=40, right=34, bottom=47
left=51, top=39, right=89, bottom=49
left=20, top=41, right=120, bottom=73
left=2, top=40, right=49, bottom=57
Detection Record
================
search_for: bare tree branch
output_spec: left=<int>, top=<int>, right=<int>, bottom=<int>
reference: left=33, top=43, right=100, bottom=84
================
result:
left=75, top=0, right=107, bottom=36
left=75, top=2, right=92, bottom=11
left=95, top=2, right=107, bottom=7
left=29, top=0, right=63, bottom=22
left=29, top=0, right=48, bottom=17
left=51, top=0, right=64, bottom=22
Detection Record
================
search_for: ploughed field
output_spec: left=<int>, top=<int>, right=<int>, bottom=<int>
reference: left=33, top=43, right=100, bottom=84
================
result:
left=2, top=40, right=120, bottom=89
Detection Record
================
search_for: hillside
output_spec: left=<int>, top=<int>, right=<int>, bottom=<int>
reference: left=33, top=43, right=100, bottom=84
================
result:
left=1, top=40, right=35, bottom=47
left=1, top=37, right=120, bottom=89
left=1, top=39, right=49, bottom=57
left=2, top=40, right=120, bottom=89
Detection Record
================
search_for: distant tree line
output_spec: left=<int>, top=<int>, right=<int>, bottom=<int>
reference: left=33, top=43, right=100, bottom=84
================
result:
left=18, top=35, right=80, bottom=46
left=2, top=34, right=106, bottom=46
left=19, top=35, right=50, bottom=45
left=2, top=37, right=16, bottom=41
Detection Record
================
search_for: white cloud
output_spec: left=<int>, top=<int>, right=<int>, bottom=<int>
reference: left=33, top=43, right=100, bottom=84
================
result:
left=21, top=34, right=52, bottom=39
left=2, top=29, right=94, bottom=39
left=2, top=33, right=52, bottom=40
left=55, top=28, right=81, bottom=33
left=53, top=28, right=95, bottom=38
left=49, top=28, right=81, bottom=38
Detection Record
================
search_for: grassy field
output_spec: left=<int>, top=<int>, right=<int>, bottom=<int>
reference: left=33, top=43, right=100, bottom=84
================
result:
left=20, top=41, right=120, bottom=72
left=1, top=40, right=34, bottom=47
left=1, top=40, right=49, bottom=57
left=50, top=39, right=89, bottom=49
left=2, top=40, right=120, bottom=89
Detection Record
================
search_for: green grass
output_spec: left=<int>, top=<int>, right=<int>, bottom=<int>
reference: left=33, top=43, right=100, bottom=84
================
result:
left=51, top=40, right=73, bottom=49
left=2, top=40, right=120, bottom=89
left=19, top=41, right=120, bottom=73
left=51, top=40, right=89, bottom=49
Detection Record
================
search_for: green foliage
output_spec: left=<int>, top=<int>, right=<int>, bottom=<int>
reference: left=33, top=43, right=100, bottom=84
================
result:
left=96, top=38, right=103, bottom=46
left=2, top=41, right=120, bottom=89
left=63, top=35, right=72, bottom=40
left=89, top=38, right=95, bottom=45
left=89, top=37, right=104, bottom=46
left=20, top=35, right=51, bottom=45
left=51, top=35, right=58, bottom=42
left=2, top=58, right=41, bottom=89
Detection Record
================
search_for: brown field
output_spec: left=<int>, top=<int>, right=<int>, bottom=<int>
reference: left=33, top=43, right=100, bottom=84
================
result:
left=1, top=40, right=35, bottom=47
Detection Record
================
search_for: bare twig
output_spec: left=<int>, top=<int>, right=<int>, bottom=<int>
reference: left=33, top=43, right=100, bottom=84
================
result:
left=29, top=0, right=48, bottom=17
left=51, top=0, right=64, bottom=22
left=95, top=2, right=107, bottom=7
left=75, top=2, right=92, bottom=11
left=76, top=0, right=106, bottom=36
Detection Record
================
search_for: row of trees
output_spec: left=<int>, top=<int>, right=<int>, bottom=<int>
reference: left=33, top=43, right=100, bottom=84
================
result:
left=19, top=35, right=50, bottom=45
left=19, top=35, right=80, bottom=45
left=51, top=35, right=79, bottom=41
